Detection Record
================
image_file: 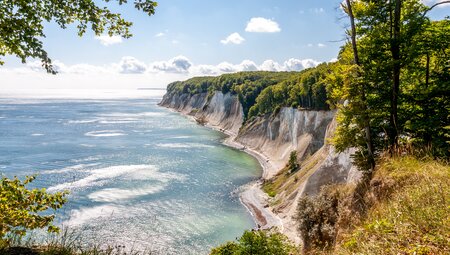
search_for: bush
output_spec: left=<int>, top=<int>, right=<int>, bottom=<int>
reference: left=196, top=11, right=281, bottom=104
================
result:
left=0, top=175, right=68, bottom=244
left=288, top=151, right=299, bottom=174
left=210, top=230, right=295, bottom=255
left=295, top=187, right=340, bottom=252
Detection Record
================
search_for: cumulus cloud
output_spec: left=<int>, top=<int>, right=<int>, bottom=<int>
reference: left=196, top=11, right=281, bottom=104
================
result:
left=318, top=43, right=326, bottom=48
left=155, top=32, right=165, bottom=37
left=9, top=56, right=323, bottom=77
left=245, top=17, right=281, bottom=33
left=95, top=35, right=123, bottom=46
left=238, top=60, right=259, bottom=71
left=217, top=62, right=237, bottom=73
left=220, top=33, right=245, bottom=45
left=117, top=56, right=147, bottom=74
left=284, top=58, right=320, bottom=71
left=150, top=55, right=192, bottom=73
left=260, top=60, right=283, bottom=71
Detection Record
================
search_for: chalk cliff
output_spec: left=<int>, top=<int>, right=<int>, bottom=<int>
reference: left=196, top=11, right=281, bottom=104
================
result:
left=159, top=90, right=361, bottom=242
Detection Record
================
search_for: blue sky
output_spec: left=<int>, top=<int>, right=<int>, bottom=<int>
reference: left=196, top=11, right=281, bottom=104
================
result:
left=1, top=0, right=449, bottom=91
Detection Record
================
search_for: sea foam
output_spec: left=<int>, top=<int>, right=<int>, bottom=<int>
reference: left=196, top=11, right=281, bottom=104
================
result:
left=85, top=130, right=126, bottom=137
left=48, top=165, right=185, bottom=192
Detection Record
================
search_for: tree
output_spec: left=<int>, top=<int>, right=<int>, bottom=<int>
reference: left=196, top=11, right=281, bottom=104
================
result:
left=210, top=230, right=295, bottom=255
left=343, top=0, right=375, bottom=171
left=332, top=0, right=449, bottom=165
left=288, top=151, right=299, bottom=173
left=0, top=175, right=68, bottom=243
left=0, top=0, right=157, bottom=73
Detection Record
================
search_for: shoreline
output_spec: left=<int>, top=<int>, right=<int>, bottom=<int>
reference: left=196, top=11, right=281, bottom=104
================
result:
left=161, top=106, right=284, bottom=232
left=207, top=124, right=284, bottom=231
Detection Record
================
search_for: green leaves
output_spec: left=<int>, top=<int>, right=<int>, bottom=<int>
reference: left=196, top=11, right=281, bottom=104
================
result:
left=0, top=0, right=157, bottom=73
left=210, top=230, right=295, bottom=255
left=0, top=175, right=68, bottom=243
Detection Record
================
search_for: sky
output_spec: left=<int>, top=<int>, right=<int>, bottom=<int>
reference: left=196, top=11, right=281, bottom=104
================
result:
left=1, top=0, right=449, bottom=92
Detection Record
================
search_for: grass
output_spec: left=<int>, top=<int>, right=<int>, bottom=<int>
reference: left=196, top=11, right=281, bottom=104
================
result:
left=0, top=229, right=157, bottom=255
left=333, top=156, right=450, bottom=254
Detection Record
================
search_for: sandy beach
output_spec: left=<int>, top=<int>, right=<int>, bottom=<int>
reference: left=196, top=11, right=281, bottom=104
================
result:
left=163, top=107, right=287, bottom=236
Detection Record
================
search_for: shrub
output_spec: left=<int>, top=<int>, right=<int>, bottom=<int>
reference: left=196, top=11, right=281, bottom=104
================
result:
left=295, top=187, right=340, bottom=252
left=210, top=230, right=295, bottom=255
left=288, top=151, right=299, bottom=174
left=0, top=175, right=68, bottom=244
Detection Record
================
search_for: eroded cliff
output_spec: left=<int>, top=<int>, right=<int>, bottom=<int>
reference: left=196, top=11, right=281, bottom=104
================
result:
left=159, top=90, right=361, bottom=242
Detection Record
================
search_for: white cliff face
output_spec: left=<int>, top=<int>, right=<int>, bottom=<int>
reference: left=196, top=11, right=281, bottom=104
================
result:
left=160, top=91, right=359, bottom=186
left=159, top=91, right=244, bottom=135
left=160, top=90, right=361, bottom=242
left=200, top=92, right=244, bottom=136
left=237, top=108, right=336, bottom=179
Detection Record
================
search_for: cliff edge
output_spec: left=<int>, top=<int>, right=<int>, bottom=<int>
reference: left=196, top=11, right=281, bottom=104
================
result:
left=159, top=90, right=361, bottom=243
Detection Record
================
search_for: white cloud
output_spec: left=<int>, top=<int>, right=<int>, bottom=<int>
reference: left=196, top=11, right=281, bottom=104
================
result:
left=260, top=60, right=283, bottom=71
left=238, top=60, right=259, bottom=71
left=283, top=58, right=320, bottom=71
left=150, top=55, right=192, bottom=73
left=220, top=32, right=245, bottom=45
left=95, top=35, right=123, bottom=46
left=155, top=32, right=165, bottom=37
left=5, top=56, right=326, bottom=79
left=217, top=62, right=238, bottom=73
left=117, top=56, right=147, bottom=74
left=318, top=43, right=326, bottom=48
left=245, top=17, right=281, bottom=33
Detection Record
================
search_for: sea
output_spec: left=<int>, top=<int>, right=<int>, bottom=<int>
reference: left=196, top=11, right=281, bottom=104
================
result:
left=0, top=89, right=262, bottom=254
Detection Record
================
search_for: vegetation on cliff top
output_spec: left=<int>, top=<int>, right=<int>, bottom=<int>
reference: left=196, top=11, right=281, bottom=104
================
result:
left=165, top=66, right=332, bottom=120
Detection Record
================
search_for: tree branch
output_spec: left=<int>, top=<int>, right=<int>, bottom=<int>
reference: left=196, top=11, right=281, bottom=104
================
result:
left=422, top=1, right=450, bottom=18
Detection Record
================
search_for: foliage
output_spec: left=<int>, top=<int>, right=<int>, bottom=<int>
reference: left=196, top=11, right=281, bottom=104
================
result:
left=0, top=175, right=68, bottom=243
left=295, top=187, right=341, bottom=252
left=287, top=151, right=299, bottom=174
left=210, top=230, right=295, bottom=255
left=167, top=67, right=332, bottom=120
left=0, top=0, right=157, bottom=73
left=331, top=0, right=450, bottom=168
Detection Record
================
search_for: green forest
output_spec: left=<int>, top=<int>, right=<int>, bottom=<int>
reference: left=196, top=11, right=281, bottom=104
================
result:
left=167, top=15, right=449, bottom=162
left=166, top=64, right=332, bottom=120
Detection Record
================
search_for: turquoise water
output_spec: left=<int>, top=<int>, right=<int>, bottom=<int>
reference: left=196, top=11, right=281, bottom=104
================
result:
left=0, top=90, right=261, bottom=254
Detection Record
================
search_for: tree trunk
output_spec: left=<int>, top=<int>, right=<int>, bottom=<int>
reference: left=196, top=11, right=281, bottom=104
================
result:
left=345, top=0, right=376, bottom=171
left=390, top=0, right=402, bottom=150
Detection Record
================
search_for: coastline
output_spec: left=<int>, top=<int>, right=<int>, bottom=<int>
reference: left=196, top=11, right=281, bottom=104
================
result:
left=206, top=123, right=284, bottom=232
left=162, top=106, right=284, bottom=232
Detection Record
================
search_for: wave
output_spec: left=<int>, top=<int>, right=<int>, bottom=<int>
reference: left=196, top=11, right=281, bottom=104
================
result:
left=171, top=136, right=192, bottom=139
left=67, top=119, right=99, bottom=124
left=85, top=130, right=126, bottom=137
left=70, top=156, right=103, bottom=163
left=67, top=112, right=164, bottom=126
left=156, top=143, right=214, bottom=149
left=31, top=133, right=45, bottom=136
left=63, top=204, right=123, bottom=227
left=42, top=163, right=99, bottom=174
left=99, top=112, right=166, bottom=118
left=48, top=165, right=185, bottom=192
left=87, top=186, right=166, bottom=202
left=79, top=144, right=96, bottom=148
